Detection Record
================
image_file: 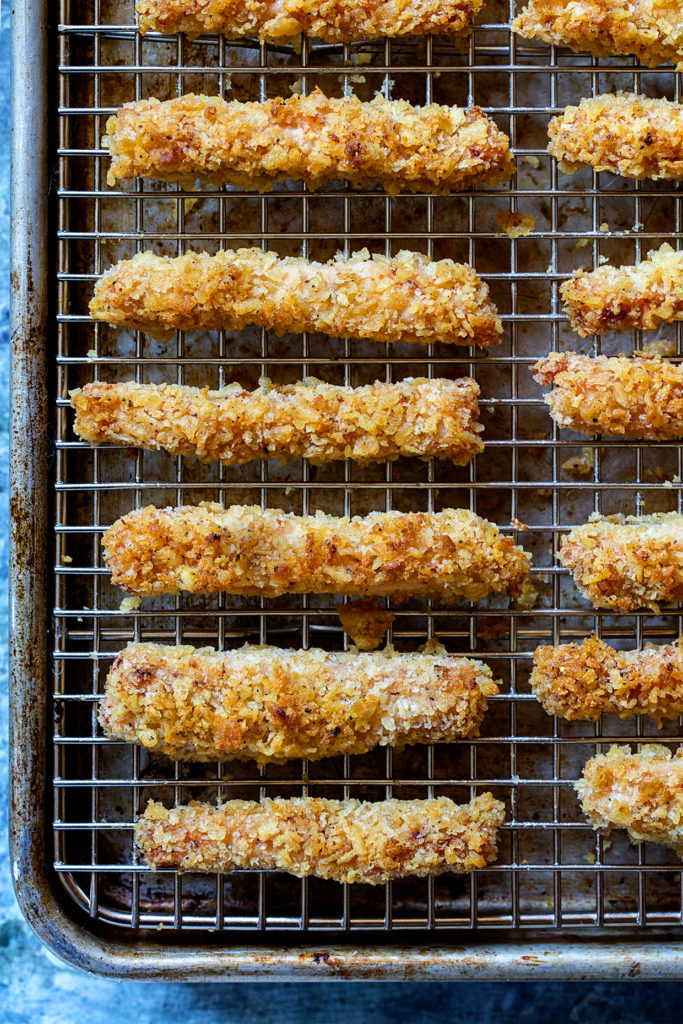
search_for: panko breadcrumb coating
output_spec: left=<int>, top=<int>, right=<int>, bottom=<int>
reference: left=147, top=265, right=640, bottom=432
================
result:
left=89, top=249, right=502, bottom=348
left=70, top=377, right=485, bottom=467
left=561, top=244, right=683, bottom=336
left=337, top=599, right=395, bottom=650
left=531, top=635, right=683, bottom=723
left=102, top=503, right=537, bottom=606
left=136, top=0, right=484, bottom=43
left=103, top=91, right=515, bottom=194
left=559, top=512, right=683, bottom=612
left=576, top=745, right=683, bottom=855
left=135, top=794, right=506, bottom=882
left=548, top=93, right=683, bottom=181
left=533, top=352, right=683, bottom=440
left=513, top=0, right=683, bottom=69
left=100, top=641, right=499, bottom=763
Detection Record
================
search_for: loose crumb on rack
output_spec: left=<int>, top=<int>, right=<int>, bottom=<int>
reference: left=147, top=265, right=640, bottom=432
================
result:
left=562, top=447, right=595, bottom=476
left=338, top=599, right=395, bottom=650
left=495, top=210, right=535, bottom=238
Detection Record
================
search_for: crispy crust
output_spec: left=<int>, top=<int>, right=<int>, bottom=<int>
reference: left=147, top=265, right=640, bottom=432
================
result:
left=136, top=0, right=484, bottom=43
left=531, top=635, right=683, bottom=723
left=513, top=0, right=683, bottom=69
left=548, top=92, right=683, bottom=180
left=89, top=249, right=502, bottom=348
left=532, top=352, right=683, bottom=439
left=560, top=244, right=683, bottom=336
left=101, top=503, right=537, bottom=606
left=135, top=794, right=505, bottom=882
left=103, top=91, right=515, bottom=194
left=100, top=641, right=499, bottom=763
left=559, top=512, right=683, bottom=612
left=70, top=377, right=485, bottom=467
left=576, top=745, right=683, bottom=854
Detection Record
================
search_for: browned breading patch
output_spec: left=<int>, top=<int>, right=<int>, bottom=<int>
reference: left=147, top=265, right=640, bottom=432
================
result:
left=559, top=512, right=683, bottom=612
left=135, top=793, right=506, bottom=882
left=337, top=599, right=395, bottom=650
left=103, top=91, right=515, bottom=194
left=137, top=0, right=483, bottom=43
left=71, top=377, right=485, bottom=467
left=513, top=0, right=683, bottom=69
left=531, top=635, right=683, bottom=723
left=548, top=93, right=683, bottom=181
left=533, top=352, right=683, bottom=439
left=89, top=249, right=502, bottom=348
left=101, top=503, right=538, bottom=606
left=576, top=745, right=683, bottom=854
left=560, top=245, right=683, bottom=336
left=100, top=641, right=499, bottom=763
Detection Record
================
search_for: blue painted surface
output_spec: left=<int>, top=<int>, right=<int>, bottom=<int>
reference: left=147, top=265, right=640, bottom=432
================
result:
left=2, top=9, right=683, bottom=1017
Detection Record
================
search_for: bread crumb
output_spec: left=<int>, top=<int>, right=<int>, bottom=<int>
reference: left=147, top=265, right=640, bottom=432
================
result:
left=510, top=517, right=529, bottom=531
left=523, top=155, right=540, bottom=168
left=641, top=338, right=677, bottom=358
left=562, top=447, right=595, bottom=476
left=599, top=222, right=610, bottom=233
left=576, top=238, right=589, bottom=248
left=338, top=598, right=395, bottom=650
left=354, top=52, right=372, bottom=64
left=289, top=78, right=304, bottom=96
left=87, top=349, right=97, bottom=359
left=119, top=596, right=142, bottom=613
left=495, top=210, right=535, bottom=238
left=61, top=554, right=73, bottom=564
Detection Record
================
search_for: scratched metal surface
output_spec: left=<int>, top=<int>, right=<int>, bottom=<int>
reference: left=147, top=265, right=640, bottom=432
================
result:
left=11, top=0, right=683, bottom=978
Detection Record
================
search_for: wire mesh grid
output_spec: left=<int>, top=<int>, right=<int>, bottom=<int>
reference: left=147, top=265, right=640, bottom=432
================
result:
left=52, top=0, right=683, bottom=934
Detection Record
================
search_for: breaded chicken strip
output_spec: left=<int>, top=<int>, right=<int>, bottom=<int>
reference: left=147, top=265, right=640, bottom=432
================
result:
left=100, top=641, right=499, bottom=763
left=531, top=635, right=683, bottom=722
left=89, top=249, right=501, bottom=348
left=137, top=0, right=483, bottom=43
left=71, top=377, right=485, bottom=467
left=103, top=91, right=515, bottom=194
left=561, top=245, right=683, bottom=336
left=102, top=503, right=537, bottom=605
left=135, top=794, right=506, bottom=882
left=533, top=352, right=683, bottom=439
left=576, top=744, right=683, bottom=854
left=559, top=512, right=683, bottom=612
left=513, top=0, right=683, bottom=69
left=548, top=93, right=683, bottom=181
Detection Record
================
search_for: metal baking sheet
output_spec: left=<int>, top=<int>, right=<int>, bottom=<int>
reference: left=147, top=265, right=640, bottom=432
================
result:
left=9, top=0, right=683, bottom=979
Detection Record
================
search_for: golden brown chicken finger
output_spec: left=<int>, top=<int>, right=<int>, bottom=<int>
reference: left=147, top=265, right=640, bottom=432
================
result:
left=559, top=512, right=683, bottom=612
left=89, top=249, right=501, bottom=348
left=548, top=93, right=683, bottom=180
left=531, top=635, right=683, bottom=722
left=533, top=352, right=683, bottom=439
left=513, top=0, right=683, bottom=69
left=103, top=90, right=515, bottom=193
left=576, top=744, right=683, bottom=854
left=135, top=794, right=506, bottom=882
left=561, top=245, right=683, bottom=336
left=102, top=503, right=537, bottom=605
left=71, top=377, right=485, bottom=467
left=100, top=641, right=499, bottom=763
left=137, top=0, right=484, bottom=43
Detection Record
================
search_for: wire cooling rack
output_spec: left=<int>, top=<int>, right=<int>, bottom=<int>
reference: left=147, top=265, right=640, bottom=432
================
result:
left=52, top=0, right=683, bottom=934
